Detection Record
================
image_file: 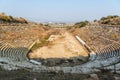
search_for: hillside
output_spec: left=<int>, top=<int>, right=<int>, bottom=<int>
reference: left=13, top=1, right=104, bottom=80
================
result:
left=70, top=15, right=120, bottom=50
left=99, top=15, right=120, bottom=25
left=0, top=23, right=47, bottom=47
left=70, top=26, right=120, bottom=51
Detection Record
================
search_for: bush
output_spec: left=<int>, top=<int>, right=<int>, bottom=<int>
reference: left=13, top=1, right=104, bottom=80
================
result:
left=100, top=15, right=119, bottom=21
left=100, top=15, right=120, bottom=25
left=74, top=21, right=89, bottom=28
left=31, top=39, right=49, bottom=50
left=0, top=12, right=28, bottom=23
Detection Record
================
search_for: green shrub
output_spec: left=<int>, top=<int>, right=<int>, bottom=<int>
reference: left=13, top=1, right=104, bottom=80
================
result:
left=100, top=15, right=120, bottom=25
left=74, top=20, right=89, bottom=28
left=31, top=39, right=49, bottom=51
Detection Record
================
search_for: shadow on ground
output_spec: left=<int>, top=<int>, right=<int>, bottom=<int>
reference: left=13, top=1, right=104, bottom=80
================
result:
left=0, top=67, right=119, bottom=80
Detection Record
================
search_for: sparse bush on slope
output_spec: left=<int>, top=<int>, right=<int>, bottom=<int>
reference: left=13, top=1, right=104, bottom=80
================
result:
left=74, top=20, right=89, bottom=28
left=0, top=12, right=28, bottom=24
left=100, top=15, right=120, bottom=25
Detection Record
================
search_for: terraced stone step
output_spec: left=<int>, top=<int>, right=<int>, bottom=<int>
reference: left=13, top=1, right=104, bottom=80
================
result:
left=0, top=41, right=30, bottom=61
left=95, top=43, right=120, bottom=60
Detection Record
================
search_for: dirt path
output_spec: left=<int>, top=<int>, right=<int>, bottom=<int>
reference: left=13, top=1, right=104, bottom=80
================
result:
left=29, top=31, right=89, bottom=61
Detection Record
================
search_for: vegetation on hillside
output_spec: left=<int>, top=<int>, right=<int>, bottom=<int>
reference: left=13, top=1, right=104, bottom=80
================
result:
left=0, top=12, right=28, bottom=24
left=71, top=15, right=120, bottom=29
left=99, top=15, right=120, bottom=25
left=74, top=20, right=89, bottom=28
left=31, top=39, right=49, bottom=51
